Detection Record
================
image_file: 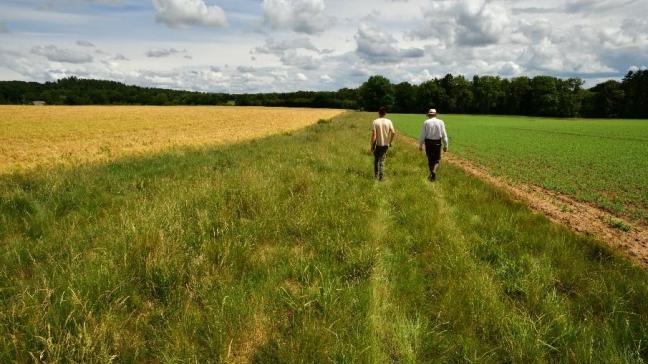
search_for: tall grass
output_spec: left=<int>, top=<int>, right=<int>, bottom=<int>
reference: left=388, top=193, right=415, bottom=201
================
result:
left=1, top=111, right=646, bottom=362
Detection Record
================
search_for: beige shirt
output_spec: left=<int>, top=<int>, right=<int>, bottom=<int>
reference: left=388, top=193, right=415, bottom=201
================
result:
left=372, top=118, right=395, bottom=147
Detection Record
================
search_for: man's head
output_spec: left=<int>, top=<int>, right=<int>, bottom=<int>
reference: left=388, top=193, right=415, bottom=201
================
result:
left=378, top=106, right=387, bottom=117
left=427, top=109, right=437, bottom=117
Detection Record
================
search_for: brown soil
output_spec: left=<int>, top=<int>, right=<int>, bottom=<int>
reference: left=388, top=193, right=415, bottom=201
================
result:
left=400, top=137, right=648, bottom=268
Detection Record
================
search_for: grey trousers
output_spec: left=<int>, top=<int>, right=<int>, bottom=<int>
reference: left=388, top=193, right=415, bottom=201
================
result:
left=373, top=145, right=389, bottom=178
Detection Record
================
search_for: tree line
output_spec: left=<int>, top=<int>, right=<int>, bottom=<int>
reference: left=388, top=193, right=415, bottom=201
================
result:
left=0, top=77, right=357, bottom=110
left=0, top=70, right=646, bottom=118
left=359, top=71, right=648, bottom=118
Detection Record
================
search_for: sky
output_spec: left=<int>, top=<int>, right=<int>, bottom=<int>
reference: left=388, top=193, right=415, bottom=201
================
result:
left=0, top=0, right=647, bottom=93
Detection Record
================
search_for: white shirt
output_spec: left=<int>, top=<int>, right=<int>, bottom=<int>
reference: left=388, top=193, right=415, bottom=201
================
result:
left=372, top=118, right=395, bottom=147
left=419, top=117, right=448, bottom=147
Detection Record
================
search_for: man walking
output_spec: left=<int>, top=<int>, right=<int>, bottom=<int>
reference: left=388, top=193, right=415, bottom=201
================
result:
left=371, top=106, right=396, bottom=181
left=419, top=109, right=448, bottom=181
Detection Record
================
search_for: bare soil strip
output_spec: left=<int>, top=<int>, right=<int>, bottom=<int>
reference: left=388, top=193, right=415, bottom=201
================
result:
left=400, top=136, right=648, bottom=268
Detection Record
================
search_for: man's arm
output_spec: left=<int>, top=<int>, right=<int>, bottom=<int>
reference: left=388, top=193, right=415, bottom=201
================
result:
left=389, top=127, right=396, bottom=146
left=441, top=123, right=449, bottom=152
left=371, top=129, right=377, bottom=151
left=419, top=123, right=426, bottom=151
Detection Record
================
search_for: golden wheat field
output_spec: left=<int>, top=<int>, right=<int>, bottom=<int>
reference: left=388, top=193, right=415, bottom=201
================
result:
left=0, top=105, right=343, bottom=173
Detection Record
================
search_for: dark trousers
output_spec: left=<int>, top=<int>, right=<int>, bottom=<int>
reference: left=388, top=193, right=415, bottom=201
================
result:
left=373, top=145, right=389, bottom=178
left=425, top=139, right=442, bottom=175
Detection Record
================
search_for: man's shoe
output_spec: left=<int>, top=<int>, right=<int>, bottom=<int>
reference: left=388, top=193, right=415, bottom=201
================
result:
left=428, top=172, right=436, bottom=182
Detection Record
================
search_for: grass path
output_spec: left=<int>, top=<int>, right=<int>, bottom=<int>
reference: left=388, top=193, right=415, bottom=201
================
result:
left=368, top=189, right=395, bottom=362
left=1, top=111, right=647, bottom=362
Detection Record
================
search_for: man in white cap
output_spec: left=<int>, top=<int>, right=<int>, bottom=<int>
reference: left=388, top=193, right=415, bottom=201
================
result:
left=418, top=109, right=448, bottom=181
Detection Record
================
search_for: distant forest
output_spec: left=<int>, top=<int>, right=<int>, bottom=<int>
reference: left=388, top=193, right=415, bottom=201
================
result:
left=1, top=70, right=647, bottom=118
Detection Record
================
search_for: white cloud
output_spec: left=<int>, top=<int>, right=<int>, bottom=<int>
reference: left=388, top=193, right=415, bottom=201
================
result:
left=254, top=37, right=324, bottom=70
left=146, top=48, right=185, bottom=57
left=31, top=45, right=93, bottom=64
left=619, top=18, right=648, bottom=43
left=412, top=0, right=510, bottom=47
left=320, top=74, right=333, bottom=83
left=254, top=37, right=320, bottom=55
left=1, top=0, right=647, bottom=92
left=237, top=65, right=256, bottom=73
left=281, top=52, right=320, bottom=70
left=153, top=0, right=228, bottom=28
left=76, top=40, right=95, bottom=48
left=0, top=49, right=53, bottom=80
left=262, top=0, right=333, bottom=34
left=356, top=24, right=424, bottom=63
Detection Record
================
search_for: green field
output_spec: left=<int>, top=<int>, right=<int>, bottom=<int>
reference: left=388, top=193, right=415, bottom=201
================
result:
left=392, top=114, right=648, bottom=224
left=1, top=111, right=648, bottom=362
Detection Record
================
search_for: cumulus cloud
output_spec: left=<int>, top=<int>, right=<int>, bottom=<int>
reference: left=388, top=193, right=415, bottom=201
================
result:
left=565, top=0, right=640, bottom=13
left=519, top=38, right=565, bottom=72
left=254, top=37, right=320, bottom=55
left=262, top=0, right=333, bottom=34
left=282, top=53, right=321, bottom=70
left=2, top=0, right=647, bottom=92
left=31, top=45, right=93, bottom=64
left=620, top=18, right=648, bottom=43
left=356, top=24, right=424, bottom=63
left=513, top=0, right=639, bottom=15
left=0, top=49, right=53, bottom=80
left=412, top=0, right=510, bottom=47
left=254, top=37, right=325, bottom=70
left=146, top=48, right=185, bottom=57
left=153, top=0, right=228, bottom=28
left=320, top=74, right=333, bottom=83
left=237, top=65, right=256, bottom=73
left=513, top=22, right=618, bottom=75
left=76, top=40, right=95, bottom=48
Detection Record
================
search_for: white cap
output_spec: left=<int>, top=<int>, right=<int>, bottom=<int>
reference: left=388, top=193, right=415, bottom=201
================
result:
left=428, top=109, right=437, bottom=115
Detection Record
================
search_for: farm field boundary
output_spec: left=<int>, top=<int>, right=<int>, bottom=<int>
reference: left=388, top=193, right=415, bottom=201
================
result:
left=391, top=114, right=648, bottom=225
left=445, top=153, right=648, bottom=268
left=399, top=135, right=648, bottom=267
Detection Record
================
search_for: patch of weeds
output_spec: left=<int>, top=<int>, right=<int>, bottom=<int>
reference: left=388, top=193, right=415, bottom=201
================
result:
left=559, top=204, right=573, bottom=213
left=607, top=218, right=632, bottom=232
left=1, top=193, right=37, bottom=215
left=588, top=243, right=616, bottom=264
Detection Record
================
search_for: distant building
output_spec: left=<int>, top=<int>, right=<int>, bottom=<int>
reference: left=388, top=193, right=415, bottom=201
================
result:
left=32, top=101, right=47, bottom=106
